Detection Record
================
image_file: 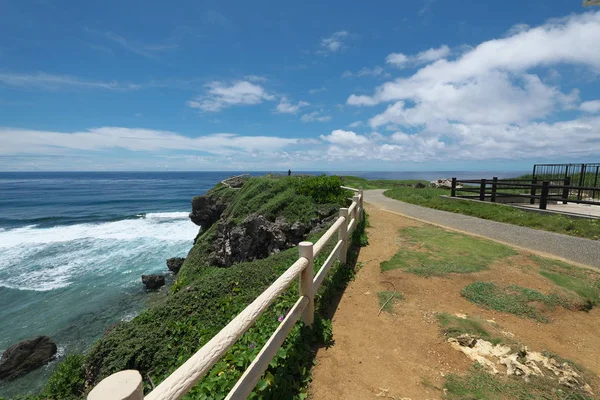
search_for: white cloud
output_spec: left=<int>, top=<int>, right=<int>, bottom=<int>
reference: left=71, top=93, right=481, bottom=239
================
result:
left=581, top=100, right=600, bottom=113
left=386, top=45, right=450, bottom=68
left=301, top=111, right=332, bottom=122
left=335, top=12, right=600, bottom=165
left=0, top=127, right=299, bottom=156
left=274, top=97, right=310, bottom=114
left=342, top=66, right=390, bottom=79
left=187, top=80, right=275, bottom=112
left=0, top=72, right=140, bottom=91
left=319, top=31, right=349, bottom=54
left=385, top=53, right=409, bottom=67
left=348, top=121, right=363, bottom=128
left=320, top=129, right=369, bottom=146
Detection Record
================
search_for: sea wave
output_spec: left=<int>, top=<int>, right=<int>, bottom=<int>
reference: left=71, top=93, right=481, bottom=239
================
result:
left=0, top=211, right=196, bottom=248
left=0, top=211, right=197, bottom=291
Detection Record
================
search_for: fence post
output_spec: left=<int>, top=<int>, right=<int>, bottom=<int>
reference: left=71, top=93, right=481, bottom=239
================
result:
left=338, top=208, right=349, bottom=264
left=479, top=179, right=487, bottom=201
left=358, top=187, right=364, bottom=222
left=539, top=181, right=550, bottom=210
left=87, top=370, right=144, bottom=400
left=298, top=242, right=314, bottom=326
left=352, top=194, right=359, bottom=222
left=451, top=178, right=457, bottom=197
left=491, top=177, right=498, bottom=203
left=530, top=177, right=538, bottom=205
left=562, top=176, right=571, bottom=205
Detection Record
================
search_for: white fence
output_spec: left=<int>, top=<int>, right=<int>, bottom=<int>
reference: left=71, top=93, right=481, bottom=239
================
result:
left=88, top=187, right=364, bottom=400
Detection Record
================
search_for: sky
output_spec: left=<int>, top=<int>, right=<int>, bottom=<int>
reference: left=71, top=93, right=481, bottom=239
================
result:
left=1, top=0, right=600, bottom=171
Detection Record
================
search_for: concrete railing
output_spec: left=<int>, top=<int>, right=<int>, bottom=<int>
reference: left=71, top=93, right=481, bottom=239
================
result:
left=88, top=187, right=364, bottom=400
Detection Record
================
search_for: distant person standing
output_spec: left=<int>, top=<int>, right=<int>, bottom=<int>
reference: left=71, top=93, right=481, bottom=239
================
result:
left=288, top=169, right=291, bottom=176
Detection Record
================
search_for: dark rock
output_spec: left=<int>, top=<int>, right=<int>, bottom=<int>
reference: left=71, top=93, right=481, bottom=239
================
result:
left=413, top=182, right=427, bottom=189
left=189, top=194, right=228, bottom=229
left=207, top=213, right=326, bottom=268
left=0, top=336, right=57, bottom=381
left=166, top=257, right=185, bottom=274
left=456, top=334, right=477, bottom=348
left=142, top=274, right=165, bottom=290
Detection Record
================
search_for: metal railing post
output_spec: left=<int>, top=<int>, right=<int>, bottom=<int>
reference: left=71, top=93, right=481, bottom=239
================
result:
left=578, top=164, right=586, bottom=201
left=338, top=208, right=349, bottom=264
left=562, top=176, right=571, bottom=205
left=491, top=177, right=498, bottom=203
left=539, top=181, right=550, bottom=210
left=298, top=242, right=314, bottom=326
left=479, top=179, right=487, bottom=201
left=530, top=177, right=538, bottom=205
left=451, top=178, right=457, bottom=197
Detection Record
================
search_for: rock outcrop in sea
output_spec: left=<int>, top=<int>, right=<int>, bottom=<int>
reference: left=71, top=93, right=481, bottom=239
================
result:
left=166, top=257, right=185, bottom=274
left=141, top=274, right=165, bottom=290
left=0, top=336, right=57, bottom=381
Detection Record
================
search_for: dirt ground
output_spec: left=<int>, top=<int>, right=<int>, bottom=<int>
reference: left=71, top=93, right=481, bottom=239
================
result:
left=308, top=205, right=600, bottom=400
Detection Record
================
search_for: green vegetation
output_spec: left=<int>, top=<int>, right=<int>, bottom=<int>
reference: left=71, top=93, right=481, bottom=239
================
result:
left=25, top=175, right=367, bottom=400
left=436, top=313, right=496, bottom=342
left=461, top=282, right=578, bottom=323
left=444, top=364, right=594, bottom=400
left=381, top=185, right=600, bottom=240
left=377, top=291, right=404, bottom=313
left=380, top=226, right=516, bottom=277
left=227, top=175, right=348, bottom=225
left=180, top=175, right=350, bottom=284
left=532, top=256, right=600, bottom=309
left=339, top=176, right=425, bottom=190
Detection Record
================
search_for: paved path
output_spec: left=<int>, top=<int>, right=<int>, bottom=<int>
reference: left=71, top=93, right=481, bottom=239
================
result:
left=365, top=189, right=600, bottom=269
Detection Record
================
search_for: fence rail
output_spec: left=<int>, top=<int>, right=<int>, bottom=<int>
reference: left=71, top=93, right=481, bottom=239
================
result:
left=88, top=187, right=364, bottom=400
left=450, top=177, right=600, bottom=210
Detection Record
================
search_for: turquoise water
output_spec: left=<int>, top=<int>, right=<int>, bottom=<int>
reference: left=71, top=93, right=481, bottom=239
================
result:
left=0, top=172, right=235, bottom=397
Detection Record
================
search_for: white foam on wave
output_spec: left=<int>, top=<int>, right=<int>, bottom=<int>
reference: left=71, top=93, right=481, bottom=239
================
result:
left=0, top=211, right=198, bottom=291
left=0, top=212, right=196, bottom=248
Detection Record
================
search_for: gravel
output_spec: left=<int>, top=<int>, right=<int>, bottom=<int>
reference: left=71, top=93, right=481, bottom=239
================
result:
left=365, top=189, right=600, bottom=269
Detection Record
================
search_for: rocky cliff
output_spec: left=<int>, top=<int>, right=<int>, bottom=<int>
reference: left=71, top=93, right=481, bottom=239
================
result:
left=186, top=176, right=340, bottom=268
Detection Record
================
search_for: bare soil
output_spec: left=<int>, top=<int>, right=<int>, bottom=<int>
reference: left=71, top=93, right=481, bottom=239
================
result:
left=308, top=205, right=600, bottom=400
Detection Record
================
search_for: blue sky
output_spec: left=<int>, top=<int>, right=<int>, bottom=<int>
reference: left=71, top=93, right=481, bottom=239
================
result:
left=1, top=0, right=600, bottom=171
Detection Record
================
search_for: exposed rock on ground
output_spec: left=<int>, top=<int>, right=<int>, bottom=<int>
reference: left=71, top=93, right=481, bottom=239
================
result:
left=166, top=257, right=185, bottom=274
left=429, top=178, right=463, bottom=189
left=0, top=336, right=57, bottom=381
left=413, top=182, right=426, bottom=189
left=141, top=274, right=165, bottom=290
left=221, top=174, right=248, bottom=189
left=448, top=334, right=594, bottom=395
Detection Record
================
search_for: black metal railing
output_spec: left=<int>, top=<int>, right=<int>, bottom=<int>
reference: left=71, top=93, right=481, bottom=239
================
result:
left=450, top=177, right=600, bottom=210
left=532, top=163, right=600, bottom=201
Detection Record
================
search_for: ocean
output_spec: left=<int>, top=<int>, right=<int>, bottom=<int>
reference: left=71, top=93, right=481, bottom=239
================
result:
left=0, top=170, right=524, bottom=397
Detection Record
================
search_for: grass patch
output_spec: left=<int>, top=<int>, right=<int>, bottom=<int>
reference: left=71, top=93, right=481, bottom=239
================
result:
left=382, top=186, right=600, bottom=240
left=532, top=256, right=600, bottom=309
left=445, top=364, right=594, bottom=400
left=339, top=176, right=426, bottom=190
left=380, top=226, right=517, bottom=277
left=436, top=313, right=496, bottom=342
left=377, top=291, right=404, bottom=313
left=461, top=282, right=576, bottom=323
